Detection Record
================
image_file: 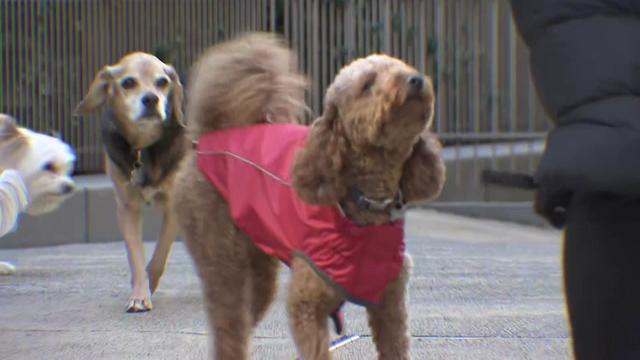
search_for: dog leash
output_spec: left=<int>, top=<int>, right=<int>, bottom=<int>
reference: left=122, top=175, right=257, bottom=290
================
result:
left=294, top=334, right=361, bottom=360
left=293, top=305, right=359, bottom=359
left=329, top=334, right=361, bottom=351
left=130, top=150, right=145, bottom=185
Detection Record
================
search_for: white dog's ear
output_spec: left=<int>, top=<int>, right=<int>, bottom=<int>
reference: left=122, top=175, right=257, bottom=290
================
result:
left=0, top=114, right=20, bottom=141
left=74, top=66, right=114, bottom=116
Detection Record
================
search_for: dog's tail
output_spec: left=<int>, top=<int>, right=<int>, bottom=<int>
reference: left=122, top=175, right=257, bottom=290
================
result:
left=185, top=32, right=308, bottom=138
left=481, top=169, right=538, bottom=190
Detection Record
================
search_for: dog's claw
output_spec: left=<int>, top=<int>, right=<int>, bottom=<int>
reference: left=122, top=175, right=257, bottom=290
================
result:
left=126, top=298, right=152, bottom=313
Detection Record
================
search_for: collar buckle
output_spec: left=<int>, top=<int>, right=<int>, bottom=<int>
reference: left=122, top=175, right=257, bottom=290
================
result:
left=348, top=187, right=405, bottom=218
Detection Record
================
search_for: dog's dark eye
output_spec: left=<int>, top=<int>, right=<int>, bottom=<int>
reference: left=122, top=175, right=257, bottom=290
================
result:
left=43, top=162, right=55, bottom=172
left=155, top=77, right=169, bottom=89
left=361, top=77, right=375, bottom=94
left=120, top=77, right=137, bottom=90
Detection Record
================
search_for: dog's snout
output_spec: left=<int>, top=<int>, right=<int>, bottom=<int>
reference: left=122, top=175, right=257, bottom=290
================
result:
left=141, top=94, right=159, bottom=108
left=408, top=76, right=423, bottom=91
left=61, top=183, right=75, bottom=195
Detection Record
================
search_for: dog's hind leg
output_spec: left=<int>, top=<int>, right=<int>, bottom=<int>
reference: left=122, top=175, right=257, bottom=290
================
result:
left=188, top=229, right=253, bottom=359
left=147, top=198, right=178, bottom=294
left=175, top=167, right=253, bottom=358
left=366, top=253, right=413, bottom=360
left=288, top=257, right=343, bottom=360
left=248, top=244, right=280, bottom=327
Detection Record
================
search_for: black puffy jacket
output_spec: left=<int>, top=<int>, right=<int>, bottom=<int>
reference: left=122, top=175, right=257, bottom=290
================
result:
left=510, top=1, right=640, bottom=199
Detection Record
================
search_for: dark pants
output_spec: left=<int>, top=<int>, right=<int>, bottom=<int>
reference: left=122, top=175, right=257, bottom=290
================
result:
left=565, top=193, right=640, bottom=359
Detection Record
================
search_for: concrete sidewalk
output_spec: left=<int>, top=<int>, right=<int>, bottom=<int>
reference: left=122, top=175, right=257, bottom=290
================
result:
left=0, top=210, right=570, bottom=360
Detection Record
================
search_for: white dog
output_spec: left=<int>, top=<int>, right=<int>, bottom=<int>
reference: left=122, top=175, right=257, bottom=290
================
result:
left=0, top=114, right=76, bottom=274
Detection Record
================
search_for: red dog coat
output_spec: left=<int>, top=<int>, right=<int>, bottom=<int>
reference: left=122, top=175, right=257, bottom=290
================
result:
left=196, top=124, right=405, bottom=305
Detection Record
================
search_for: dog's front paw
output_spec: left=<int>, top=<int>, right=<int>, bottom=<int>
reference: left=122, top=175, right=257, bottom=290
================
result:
left=126, top=287, right=153, bottom=313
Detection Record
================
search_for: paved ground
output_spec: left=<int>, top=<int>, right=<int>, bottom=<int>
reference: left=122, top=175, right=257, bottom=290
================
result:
left=0, top=210, right=570, bottom=359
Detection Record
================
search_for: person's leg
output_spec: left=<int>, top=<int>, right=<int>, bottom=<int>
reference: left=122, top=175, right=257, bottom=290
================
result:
left=564, top=192, right=640, bottom=360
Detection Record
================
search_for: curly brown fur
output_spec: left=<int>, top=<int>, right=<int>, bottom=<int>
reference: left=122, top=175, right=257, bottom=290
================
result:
left=294, top=54, right=445, bottom=225
left=175, top=34, right=445, bottom=359
left=174, top=32, right=308, bottom=359
left=400, top=132, right=446, bottom=203
left=288, top=55, right=444, bottom=359
left=366, top=253, right=413, bottom=359
left=185, top=32, right=307, bottom=138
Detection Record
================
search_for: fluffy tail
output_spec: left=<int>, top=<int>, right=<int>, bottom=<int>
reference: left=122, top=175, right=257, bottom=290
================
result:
left=185, top=32, right=308, bottom=138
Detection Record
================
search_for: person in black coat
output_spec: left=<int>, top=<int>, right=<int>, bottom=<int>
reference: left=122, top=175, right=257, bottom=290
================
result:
left=509, top=1, right=640, bottom=358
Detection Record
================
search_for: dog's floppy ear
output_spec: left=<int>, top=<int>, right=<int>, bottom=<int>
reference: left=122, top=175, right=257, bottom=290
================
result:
left=399, top=132, right=446, bottom=204
left=74, top=66, right=114, bottom=116
left=0, top=114, right=20, bottom=141
left=293, top=102, right=348, bottom=205
left=164, top=65, right=185, bottom=127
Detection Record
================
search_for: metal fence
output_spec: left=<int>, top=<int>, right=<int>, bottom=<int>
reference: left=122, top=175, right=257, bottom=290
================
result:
left=1, top=0, right=550, bottom=180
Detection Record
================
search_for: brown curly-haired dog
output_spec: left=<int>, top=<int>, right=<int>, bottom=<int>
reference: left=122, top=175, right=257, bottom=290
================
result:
left=174, top=32, right=445, bottom=360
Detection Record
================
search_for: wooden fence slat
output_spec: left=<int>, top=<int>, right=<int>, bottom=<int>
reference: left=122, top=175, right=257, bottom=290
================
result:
left=336, top=1, right=342, bottom=72
left=356, top=0, right=361, bottom=58
left=312, top=0, right=319, bottom=115
left=435, top=0, right=445, bottom=132
left=306, top=0, right=313, bottom=111
left=508, top=3, right=516, bottom=132
left=63, top=0, right=70, bottom=138
left=29, top=0, right=37, bottom=128
left=302, top=0, right=308, bottom=87
left=193, top=0, right=198, bottom=60
left=0, top=0, right=550, bottom=174
left=363, top=0, right=369, bottom=56
left=151, top=0, right=157, bottom=58
left=488, top=0, right=499, bottom=132
left=0, top=2, right=5, bottom=112
left=291, top=0, right=297, bottom=66
left=224, top=0, right=230, bottom=40
left=320, top=0, right=325, bottom=113
left=328, top=0, right=335, bottom=83
left=399, top=0, right=406, bottom=61
left=11, top=0, right=17, bottom=117
left=371, top=0, right=377, bottom=54
left=418, top=0, right=426, bottom=73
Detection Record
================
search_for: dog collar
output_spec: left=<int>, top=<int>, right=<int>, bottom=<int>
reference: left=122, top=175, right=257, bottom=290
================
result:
left=130, top=150, right=144, bottom=185
left=343, top=187, right=405, bottom=220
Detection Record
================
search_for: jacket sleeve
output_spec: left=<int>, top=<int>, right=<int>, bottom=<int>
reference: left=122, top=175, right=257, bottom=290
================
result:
left=510, top=0, right=640, bottom=196
left=0, top=170, right=30, bottom=237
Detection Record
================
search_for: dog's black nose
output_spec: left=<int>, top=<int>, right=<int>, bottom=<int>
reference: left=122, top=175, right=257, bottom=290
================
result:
left=61, top=183, right=75, bottom=195
left=408, top=76, right=423, bottom=91
left=141, top=94, right=159, bottom=108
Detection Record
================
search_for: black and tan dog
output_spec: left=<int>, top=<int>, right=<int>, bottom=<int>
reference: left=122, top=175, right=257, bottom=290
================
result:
left=75, top=52, right=186, bottom=312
